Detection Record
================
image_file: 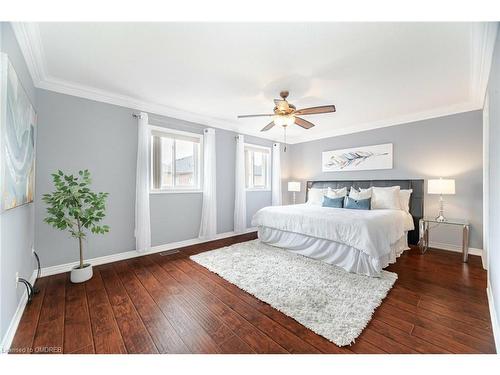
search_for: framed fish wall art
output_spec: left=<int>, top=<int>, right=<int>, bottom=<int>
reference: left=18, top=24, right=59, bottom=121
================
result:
left=322, top=143, right=393, bottom=172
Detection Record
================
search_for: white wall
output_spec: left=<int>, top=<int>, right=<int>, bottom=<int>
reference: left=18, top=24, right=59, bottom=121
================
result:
left=287, top=111, right=484, bottom=250
left=34, top=89, right=274, bottom=268
left=0, top=22, right=36, bottom=350
left=486, top=25, right=500, bottom=350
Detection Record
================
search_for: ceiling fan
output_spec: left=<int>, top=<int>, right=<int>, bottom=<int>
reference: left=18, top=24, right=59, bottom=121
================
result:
left=237, top=91, right=336, bottom=133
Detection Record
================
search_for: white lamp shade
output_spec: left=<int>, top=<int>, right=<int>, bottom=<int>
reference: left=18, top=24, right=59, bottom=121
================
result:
left=428, top=179, right=455, bottom=195
left=288, top=181, right=301, bottom=192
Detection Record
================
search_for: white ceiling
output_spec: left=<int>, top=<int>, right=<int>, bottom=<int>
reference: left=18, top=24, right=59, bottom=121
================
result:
left=13, top=22, right=498, bottom=143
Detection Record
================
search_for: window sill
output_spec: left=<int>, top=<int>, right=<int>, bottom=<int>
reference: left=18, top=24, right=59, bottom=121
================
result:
left=150, top=190, right=203, bottom=194
left=246, top=189, right=271, bottom=192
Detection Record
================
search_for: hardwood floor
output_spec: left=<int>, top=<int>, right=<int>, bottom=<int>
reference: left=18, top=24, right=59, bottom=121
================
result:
left=10, top=233, right=496, bottom=354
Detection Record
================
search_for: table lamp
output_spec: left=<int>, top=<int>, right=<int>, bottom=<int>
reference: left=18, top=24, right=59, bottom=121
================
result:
left=288, top=181, right=301, bottom=204
left=428, top=178, right=455, bottom=222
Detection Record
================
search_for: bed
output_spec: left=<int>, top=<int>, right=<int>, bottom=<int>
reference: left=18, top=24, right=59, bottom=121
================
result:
left=251, top=179, right=424, bottom=277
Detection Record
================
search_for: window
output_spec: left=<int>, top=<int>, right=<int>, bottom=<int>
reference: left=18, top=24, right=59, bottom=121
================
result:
left=150, top=127, right=202, bottom=192
left=245, top=144, right=271, bottom=190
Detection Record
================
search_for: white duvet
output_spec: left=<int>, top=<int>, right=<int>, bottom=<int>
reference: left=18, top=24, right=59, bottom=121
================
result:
left=251, top=204, right=414, bottom=259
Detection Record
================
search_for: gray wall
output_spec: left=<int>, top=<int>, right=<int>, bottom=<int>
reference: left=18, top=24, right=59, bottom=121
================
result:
left=486, top=26, right=500, bottom=344
left=0, top=23, right=37, bottom=347
left=286, top=111, right=483, bottom=249
left=34, top=89, right=273, bottom=268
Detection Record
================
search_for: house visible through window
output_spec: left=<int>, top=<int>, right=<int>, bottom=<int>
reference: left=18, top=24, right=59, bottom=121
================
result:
left=245, top=144, right=271, bottom=190
left=150, top=127, right=202, bottom=191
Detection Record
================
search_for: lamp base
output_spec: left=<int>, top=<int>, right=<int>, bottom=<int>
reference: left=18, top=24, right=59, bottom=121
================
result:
left=435, top=214, right=447, bottom=222
left=435, top=195, right=447, bottom=222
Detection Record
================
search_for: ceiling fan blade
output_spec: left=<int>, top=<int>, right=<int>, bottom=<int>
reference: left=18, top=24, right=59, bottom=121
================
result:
left=261, top=122, right=275, bottom=132
left=295, top=105, right=336, bottom=116
left=295, top=117, right=315, bottom=129
left=237, top=114, right=274, bottom=118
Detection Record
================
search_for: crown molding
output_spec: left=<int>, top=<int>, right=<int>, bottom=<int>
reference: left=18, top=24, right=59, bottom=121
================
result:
left=37, top=76, right=248, bottom=133
left=11, top=22, right=279, bottom=142
left=470, top=22, right=499, bottom=108
left=10, top=22, right=47, bottom=86
left=32, top=76, right=485, bottom=145
left=37, top=75, right=285, bottom=143
left=286, top=101, right=480, bottom=144
left=11, top=22, right=492, bottom=145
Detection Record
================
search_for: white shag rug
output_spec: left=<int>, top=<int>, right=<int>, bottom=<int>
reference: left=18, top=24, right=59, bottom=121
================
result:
left=190, top=240, right=397, bottom=346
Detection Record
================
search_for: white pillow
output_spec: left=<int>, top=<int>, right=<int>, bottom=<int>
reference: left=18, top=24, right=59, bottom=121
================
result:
left=349, top=187, right=372, bottom=200
left=325, top=187, right=347, bottom=199
left=371, top=186, right=401, bottom=210
left=307, top=188, right=327, bottom=205
left=399, top=189, right=413, bottom=213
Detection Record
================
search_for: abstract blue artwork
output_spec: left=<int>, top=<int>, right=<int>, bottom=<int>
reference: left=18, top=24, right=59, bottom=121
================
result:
left=0, top=53, right=36, bottom=211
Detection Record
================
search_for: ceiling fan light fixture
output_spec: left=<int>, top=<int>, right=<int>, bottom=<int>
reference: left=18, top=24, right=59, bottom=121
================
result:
left=273, top=114, right=295, bottom=127
left=237, top=91, right=335, bottom=133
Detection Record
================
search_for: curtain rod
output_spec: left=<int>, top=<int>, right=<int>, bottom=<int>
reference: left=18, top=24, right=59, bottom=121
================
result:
left=134, top=114, right=278, bottom=144
left=142, top=113, right=203, bottom=133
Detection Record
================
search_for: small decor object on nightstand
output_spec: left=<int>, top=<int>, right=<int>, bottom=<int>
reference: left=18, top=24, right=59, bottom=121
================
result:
left=43, top=170, right=110, bottom=283
left=288, top=181, right=301, bottom=204
left=428, top=178, right=455, bottom=222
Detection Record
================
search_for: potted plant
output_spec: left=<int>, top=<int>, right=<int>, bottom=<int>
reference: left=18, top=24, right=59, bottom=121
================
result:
left=43, top=170, right=110, bottom=283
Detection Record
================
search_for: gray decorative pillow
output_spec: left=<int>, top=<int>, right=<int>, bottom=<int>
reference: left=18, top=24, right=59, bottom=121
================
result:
left=344, top=196, right=371, bottom=210
left=322, top=196, right=344, bottom=208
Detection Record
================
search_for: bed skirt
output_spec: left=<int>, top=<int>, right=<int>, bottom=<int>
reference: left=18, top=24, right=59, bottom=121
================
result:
left=257, top=226, right=409, bottom=277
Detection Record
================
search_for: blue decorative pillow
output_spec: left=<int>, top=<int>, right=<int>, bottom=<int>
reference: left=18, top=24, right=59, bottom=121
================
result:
left=322, top=196, right=344, bottom=208
left=344, top=196, right=371, bottom=210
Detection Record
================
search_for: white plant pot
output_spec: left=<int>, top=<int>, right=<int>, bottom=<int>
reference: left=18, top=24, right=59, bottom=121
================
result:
left=70, top=263, right=93, bottom=283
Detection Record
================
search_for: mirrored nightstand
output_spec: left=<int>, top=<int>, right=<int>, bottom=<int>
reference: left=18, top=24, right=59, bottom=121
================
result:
left=418, top=217, right=470, bottom=262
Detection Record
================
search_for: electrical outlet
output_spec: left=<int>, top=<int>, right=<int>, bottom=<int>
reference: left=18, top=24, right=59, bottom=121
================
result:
left=32, top=247, right=35, bottom=254
left=15, top=272, right=19, bottom=283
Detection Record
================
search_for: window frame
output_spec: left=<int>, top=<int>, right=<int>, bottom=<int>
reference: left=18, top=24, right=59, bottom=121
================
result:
left=149, top=125, right=203, bottom=194
left=244, top=143, right=272, bottom=192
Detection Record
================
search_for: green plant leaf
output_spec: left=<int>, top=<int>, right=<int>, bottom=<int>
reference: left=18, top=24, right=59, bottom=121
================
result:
left=43, top=170, right=110, bottom=257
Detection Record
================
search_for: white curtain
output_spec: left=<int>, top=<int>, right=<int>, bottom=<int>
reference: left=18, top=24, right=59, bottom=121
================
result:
left=135, top=112, right=151, bottom=252
left=272, top=142, right=282, bottom=206
left=199, top=128, right=217, bottom=239
left=234, top=135, right=247, bottom=232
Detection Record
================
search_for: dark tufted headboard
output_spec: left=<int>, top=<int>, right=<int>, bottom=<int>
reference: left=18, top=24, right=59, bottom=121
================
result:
left=306, top=179, right=424, bottom=245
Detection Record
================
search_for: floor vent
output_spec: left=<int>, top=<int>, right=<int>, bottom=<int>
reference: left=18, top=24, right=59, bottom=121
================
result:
left=159, top=249, right=180, bottom=256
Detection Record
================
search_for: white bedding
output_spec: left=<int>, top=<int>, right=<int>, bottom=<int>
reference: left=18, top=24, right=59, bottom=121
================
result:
left=257, top=227, right=409, bottom=276
left=251, top=204, right=414, bottom=260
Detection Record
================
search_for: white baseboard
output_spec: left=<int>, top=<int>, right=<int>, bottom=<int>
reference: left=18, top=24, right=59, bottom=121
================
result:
left=482, top=249, right=488, bottom=270
left=0, top=269, right=37, bottom=354
left=487, top=277, right=500, bottom=352
left=40, top=227, right=257, bottom=277
left=38, top=234, right=479, bottom=278
left=428, top=241, right=483, bottom=257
